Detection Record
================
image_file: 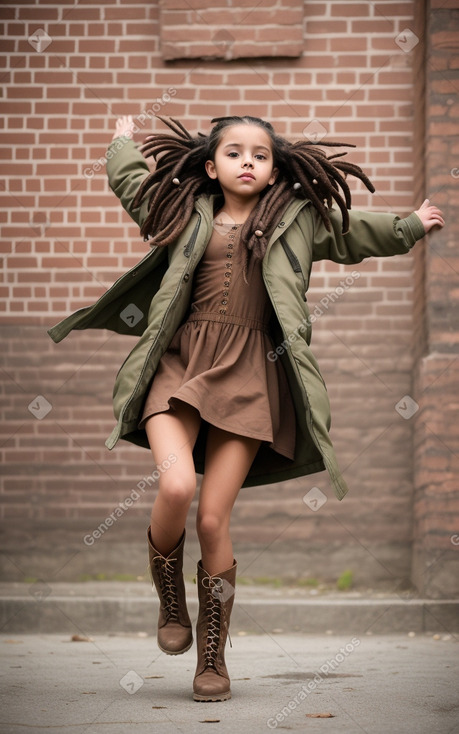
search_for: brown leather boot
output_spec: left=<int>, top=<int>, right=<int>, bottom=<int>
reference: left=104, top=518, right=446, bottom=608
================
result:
left=147, top=526, right=193, bottom=655
left=193, top=558, right=237, bottom=702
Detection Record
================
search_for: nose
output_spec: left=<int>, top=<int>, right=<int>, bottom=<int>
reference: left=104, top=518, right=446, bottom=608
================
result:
left=241, top=152, right=254, bottom=168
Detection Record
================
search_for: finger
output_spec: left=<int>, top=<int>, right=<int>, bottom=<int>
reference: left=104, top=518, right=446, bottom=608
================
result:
left=428, top=209, right=444, bottom=219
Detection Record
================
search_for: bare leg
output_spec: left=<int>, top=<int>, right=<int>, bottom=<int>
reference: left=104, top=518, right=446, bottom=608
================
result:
left=144, top=401, right=201, bottom=556
left=196, top=427, right=261, bottom=575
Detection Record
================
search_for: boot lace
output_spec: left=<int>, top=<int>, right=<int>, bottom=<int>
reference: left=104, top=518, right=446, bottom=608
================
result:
left=153, top=554, right=179, bottom=623
left=202, top=576, right=232, bottom=669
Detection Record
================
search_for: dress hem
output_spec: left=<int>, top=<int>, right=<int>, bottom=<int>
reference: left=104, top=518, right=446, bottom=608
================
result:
left=139, top=396, right=295, bottom=462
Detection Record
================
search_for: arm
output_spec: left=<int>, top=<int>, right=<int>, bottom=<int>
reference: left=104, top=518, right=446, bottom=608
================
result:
left=106, top=116, right=156, bottom=229
left=310, top=206, right=426, bottom=264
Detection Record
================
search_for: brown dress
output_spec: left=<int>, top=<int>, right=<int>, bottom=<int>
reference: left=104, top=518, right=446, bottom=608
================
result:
left=139, top=220, right=296, bottom=460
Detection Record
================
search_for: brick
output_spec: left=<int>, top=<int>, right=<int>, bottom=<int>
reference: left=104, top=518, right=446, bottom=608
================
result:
left=331, top=4, right=370, bottom=16
left=307, top=20, right=348, bottom=33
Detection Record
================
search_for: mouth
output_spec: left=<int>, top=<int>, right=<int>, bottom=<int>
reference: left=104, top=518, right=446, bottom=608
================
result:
left=238, top=173, right=255, bottom=181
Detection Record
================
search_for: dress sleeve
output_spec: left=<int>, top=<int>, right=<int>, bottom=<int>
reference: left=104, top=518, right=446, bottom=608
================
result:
left=310, top=206, right=426, bottom=264
left=105, top=136, right=155, bottom=229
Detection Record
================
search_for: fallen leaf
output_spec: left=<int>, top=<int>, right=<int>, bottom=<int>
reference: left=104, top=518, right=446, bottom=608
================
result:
left=4, top=639, right=23, bottom=644
left=71, top=634, right=93, bottom=642
left=81, top=692, right=97, bottom=695
left=199, top=720, right=221, bottom=723
left=152, top=706, right=167, bottom=709
left=306, top=713, right=335, bottom=718
left=145, top=675, right=164, bottom=679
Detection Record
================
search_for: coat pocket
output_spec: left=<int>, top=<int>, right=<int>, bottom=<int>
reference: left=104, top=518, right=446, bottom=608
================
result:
left=183, top=214, right=201, bottom=258
left=280, top=236, right=308, bottom=301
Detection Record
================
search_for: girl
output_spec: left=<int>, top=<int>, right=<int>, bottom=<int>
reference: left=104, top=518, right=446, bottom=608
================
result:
left=48, top=114, right=444, bottom=703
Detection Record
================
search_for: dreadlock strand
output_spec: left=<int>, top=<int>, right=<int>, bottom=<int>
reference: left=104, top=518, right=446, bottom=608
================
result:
left=245, top=181, right=293, bottom=260
left=140, top=134, right=188, bottom=151
left=317, top=156, right=352, bottom=208
left=294, top=140, right=356, bottom=150
left=289, top=154, right=333, bottom=227
left=132, top=171, right=159, bottom=209
left=290, top=144, right=371, bottom=231
left=243, top=190, right=293, bottom=272
left=153, top=115, right=193, bottom=140
left=144, top=182, right=185, bottom=234
left=140, top=142, right=187, bottom=162
left=326, top=184, right=351, bottom=234
left=293, top=150, right=334, bottom=195
left=141, top=178, right=202, bottom=243
left=150, top=178, right=204, bottom=244
left=296, top=150, right=348, bottom=226
left=168, top=145, right=208, bottom=184
left=153, top=191, right=198, bottom=247
left=333, top=161, right=375, bottom=193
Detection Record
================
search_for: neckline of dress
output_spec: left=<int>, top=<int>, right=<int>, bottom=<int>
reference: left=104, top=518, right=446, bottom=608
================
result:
left=213, top=220, right=244, bottom=228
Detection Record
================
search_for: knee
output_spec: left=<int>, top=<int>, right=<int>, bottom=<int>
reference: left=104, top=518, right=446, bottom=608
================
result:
left=159, top=476, right=196, bottom=509
left=196, top=511, right=226, bottom=544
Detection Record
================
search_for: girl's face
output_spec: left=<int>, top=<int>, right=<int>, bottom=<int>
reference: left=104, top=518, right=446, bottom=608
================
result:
left=205, top=124, right=278, bottom=199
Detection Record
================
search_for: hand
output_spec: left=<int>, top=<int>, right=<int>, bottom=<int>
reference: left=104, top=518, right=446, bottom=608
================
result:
left=414, top=199, right=445, bottom=234
left=112, top=115, right=136, bottom=140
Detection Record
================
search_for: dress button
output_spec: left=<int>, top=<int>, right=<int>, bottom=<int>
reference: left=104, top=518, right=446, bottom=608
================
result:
left=226, top=253, right=232, bottom=258
left=219, top=309, right=226, bottom=314
left=224, top=281, right=230, bottom=287
left=183, top=273, right=190, bottom=282
left=221, top=299, right=228, bottom=305
left=224, top=273, right=231, bottom=278
left=228, top=243, right=233, bottom=249
left=278, top=221, right=285, bottom=228
left=222, top=290, right=228, bottom=296
left=231, top=225, right=238, bottom=230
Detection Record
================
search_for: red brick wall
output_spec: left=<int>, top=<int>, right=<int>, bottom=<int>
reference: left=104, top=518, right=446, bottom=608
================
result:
left=1, top=1, right=436, bottom=588
left=411, top=0, right=459, bottom=598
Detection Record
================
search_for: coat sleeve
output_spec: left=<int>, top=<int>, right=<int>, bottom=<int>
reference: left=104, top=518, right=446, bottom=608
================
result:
left=308, top=206, right=426, bottom=264
left=105, top=136, right=156, bottom=229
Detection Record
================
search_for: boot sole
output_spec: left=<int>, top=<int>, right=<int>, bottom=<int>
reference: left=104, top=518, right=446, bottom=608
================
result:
left=193, top=691, right=231, bottom=702
left=158, top=638, right=193, bottom=656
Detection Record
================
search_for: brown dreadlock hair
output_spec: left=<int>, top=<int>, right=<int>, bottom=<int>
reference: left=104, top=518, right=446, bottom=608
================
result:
left=133, top=115, right=375, bottom=261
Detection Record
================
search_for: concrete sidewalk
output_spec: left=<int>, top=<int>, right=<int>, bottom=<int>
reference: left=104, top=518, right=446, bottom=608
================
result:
left=0, top=632, right=457, bottom=734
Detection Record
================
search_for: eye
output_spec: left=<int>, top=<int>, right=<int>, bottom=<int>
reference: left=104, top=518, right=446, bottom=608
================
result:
left=255, top=154, right=267, bottom=160
left=227, top=151, right=239, bottom=158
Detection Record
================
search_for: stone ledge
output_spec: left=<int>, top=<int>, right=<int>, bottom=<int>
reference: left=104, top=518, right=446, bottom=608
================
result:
left=1, top=583, right=458, bottom=635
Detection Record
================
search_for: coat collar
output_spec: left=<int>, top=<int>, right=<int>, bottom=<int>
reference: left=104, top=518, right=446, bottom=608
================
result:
left=193, top=193, right=311, bottom=253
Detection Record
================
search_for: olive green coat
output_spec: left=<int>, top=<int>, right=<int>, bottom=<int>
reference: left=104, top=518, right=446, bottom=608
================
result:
left=48, top=137, right=425, bottom=500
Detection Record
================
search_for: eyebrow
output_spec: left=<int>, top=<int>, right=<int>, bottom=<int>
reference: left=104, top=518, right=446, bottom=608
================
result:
left=223, top=142, right=271, bottom=153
